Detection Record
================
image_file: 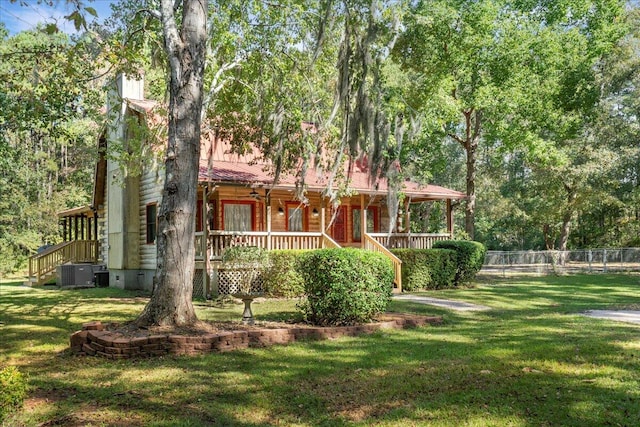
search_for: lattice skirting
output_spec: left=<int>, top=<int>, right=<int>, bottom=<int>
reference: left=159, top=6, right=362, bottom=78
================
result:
left=192, top=269, right=206, bottom=299
left=192, top=267, right=264, bottom=299
left=217, top=268, right=264, bottom=295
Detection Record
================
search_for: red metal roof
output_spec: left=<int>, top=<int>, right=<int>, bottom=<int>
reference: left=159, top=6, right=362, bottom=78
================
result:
left=127, top=99, right=466, bottom=201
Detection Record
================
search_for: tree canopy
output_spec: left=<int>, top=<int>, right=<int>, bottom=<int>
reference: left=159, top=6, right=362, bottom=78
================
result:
left=0, top=0, right=638, bottom=285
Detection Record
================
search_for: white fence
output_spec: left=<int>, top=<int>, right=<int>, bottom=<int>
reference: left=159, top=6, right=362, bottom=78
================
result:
left=481, top=248, right=640, bottom=276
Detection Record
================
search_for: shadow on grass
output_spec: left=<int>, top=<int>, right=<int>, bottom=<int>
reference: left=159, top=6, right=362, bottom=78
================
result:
left=3, top=276, right=640, bottom=425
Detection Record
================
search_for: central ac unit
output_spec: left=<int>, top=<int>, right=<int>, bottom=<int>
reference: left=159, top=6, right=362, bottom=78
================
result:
left=57, top=264, right=95, bottom=287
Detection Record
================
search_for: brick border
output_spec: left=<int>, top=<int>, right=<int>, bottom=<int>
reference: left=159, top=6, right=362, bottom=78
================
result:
left=70, top=314, right=442, bottom=359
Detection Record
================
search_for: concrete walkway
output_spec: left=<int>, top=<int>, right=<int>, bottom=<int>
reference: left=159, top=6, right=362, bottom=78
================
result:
left=393, top=294, right=491, bottom=312
left=582, top=310, right=640, bottom=325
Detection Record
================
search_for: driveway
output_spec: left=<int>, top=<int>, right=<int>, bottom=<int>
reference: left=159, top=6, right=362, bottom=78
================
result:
left=393, top=294, right=491, bottom=312
left=582, top=310, right=640, bottom=325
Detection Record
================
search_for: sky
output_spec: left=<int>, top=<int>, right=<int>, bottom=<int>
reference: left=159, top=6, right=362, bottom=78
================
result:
left=0, top=0, right=116, bottom=35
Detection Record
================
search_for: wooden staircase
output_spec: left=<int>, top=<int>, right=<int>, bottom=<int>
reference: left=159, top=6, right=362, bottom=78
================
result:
left=27, top=240, right=99, bottom=285
left=363, top=234, right=403, bottom=293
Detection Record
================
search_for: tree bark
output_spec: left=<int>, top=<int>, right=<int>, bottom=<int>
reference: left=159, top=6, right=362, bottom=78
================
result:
left=136, top=0, right=208, bottom=327
left=558, top=184, right=576, bottom=252
left=542, top=224, right=555, bottom=250
left=450, top=109, right=481, bottom=240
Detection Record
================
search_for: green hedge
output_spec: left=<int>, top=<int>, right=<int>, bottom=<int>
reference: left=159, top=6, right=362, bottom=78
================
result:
left=262, top=250, right=306, bottom=298
left=298, top=248, right=394, bottom=326
left=391, top=248, right=457, bottom=290
left=0, top=366, right=26, bottom=423
left=433, top=240, right=486, bottom=285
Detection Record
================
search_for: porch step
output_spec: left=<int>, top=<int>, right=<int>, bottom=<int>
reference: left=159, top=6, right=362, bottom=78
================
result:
left=25, top=271, right=56, bottom=286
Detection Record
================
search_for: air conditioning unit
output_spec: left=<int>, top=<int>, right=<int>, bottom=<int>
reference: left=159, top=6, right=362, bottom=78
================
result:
left=57, top=264, right=96, bottom=287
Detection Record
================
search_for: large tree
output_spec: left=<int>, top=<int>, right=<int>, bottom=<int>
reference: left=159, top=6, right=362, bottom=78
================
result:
left=135, top=0, right=208, bottom=327
left=393, top=0, right=627, bottom=241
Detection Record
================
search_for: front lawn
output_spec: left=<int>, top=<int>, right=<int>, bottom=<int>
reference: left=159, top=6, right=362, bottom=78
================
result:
left=1, top=274, right=639, bottom=426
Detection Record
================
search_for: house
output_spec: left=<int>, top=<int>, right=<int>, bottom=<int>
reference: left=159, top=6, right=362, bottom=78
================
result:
left=28, top=74, right=466, bottom=293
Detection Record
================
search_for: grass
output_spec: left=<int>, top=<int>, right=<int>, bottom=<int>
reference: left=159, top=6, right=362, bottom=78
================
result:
left=1, top=274, right=640, bottom=426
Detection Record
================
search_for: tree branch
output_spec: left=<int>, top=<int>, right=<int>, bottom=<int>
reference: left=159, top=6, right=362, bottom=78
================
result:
left=160, top=0, right=184, bottom=83
left=447, top=132, right=465, bottom=146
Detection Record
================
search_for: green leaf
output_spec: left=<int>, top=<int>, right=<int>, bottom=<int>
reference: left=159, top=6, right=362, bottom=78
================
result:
left=84, top=6, right=98, bottom=18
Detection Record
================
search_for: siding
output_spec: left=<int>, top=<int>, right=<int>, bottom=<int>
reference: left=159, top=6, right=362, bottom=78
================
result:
left=139, top=164, right=164, bottom=270
left=97, top=171, right=109, bottom=265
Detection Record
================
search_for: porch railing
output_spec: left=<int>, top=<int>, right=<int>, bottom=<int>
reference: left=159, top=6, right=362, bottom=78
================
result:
left=195, top=231, right=343, bottom=260
left=28, top=240, right=99, bottom=285
left=368, top=232, right=451, bottom=249
left=321, top=233, right=341, bottom=249
left=363, top=234, right=402, bottom=293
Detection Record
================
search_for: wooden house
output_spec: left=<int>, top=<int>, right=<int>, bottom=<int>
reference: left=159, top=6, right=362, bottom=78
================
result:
left=28, top=74, right=465, bottom=293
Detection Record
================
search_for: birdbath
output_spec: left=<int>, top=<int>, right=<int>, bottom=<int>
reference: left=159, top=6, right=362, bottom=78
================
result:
left=233, top=292, right=264, bottom=325
left=221, top=246, right=270, bottom=325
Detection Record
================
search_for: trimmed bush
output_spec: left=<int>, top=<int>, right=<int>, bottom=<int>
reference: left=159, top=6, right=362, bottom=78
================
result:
left=433, top=240, right=486, bottom=285
left=262, top=250, right=306, bottom=298
left=391, top=249, right=457, bottom=290
left=298, top=248, right=394, bottom=326
left=0, top=366, right=27, bottom=423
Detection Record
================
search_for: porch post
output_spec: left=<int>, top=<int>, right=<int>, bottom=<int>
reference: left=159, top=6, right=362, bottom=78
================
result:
left=63, top=218, right=68, bottom=242
left=93, top=210, right=98, bottom=243
left=203, top=185, right=211, bottom=297
left=360, top=193, right=366, bottom=248
left=320, top=197, right=326, bottom=233
left=446, top=199, right=454, bottom=237
left=266, top=191, right=272, bottom=250
left=74, top=216, right=79, bottom=240
left=405, top=198, right=412, bottom=248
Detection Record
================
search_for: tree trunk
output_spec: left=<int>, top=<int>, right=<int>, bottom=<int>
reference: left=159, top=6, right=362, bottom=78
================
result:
left=542, top=224, right=555, bottom=250
left=459, top=109, right=481, bottom=240
left=136, top=0, right=208, bottom=327
left=465, top=140, right=477, bottom=240
left=558, top=185, right=577, bottom=252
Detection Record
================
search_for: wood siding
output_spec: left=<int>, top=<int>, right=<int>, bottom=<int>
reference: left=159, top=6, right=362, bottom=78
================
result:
left=139, top=165, right=164, bottom=270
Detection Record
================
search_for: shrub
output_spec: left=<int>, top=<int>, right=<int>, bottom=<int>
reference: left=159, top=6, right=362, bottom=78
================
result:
left=433, top=240, right=487, bottom=285
left=298, top=248, right=394, bottom=326
left=221, top=246, right=270, bottom=294
left=0, top=366, right=27, bottom=423
left=262, top=250, right=306, bottom=298
left=391, top=249, right=457, bottom=290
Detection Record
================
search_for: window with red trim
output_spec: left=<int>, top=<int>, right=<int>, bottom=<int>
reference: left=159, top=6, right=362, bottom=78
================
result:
left=286, top=202, right=306, bottom=232
left=222, top=201, right=255, bottom=231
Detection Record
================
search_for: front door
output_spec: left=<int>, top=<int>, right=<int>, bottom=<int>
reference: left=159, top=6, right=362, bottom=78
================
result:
left=332, top=206, right=347, bottom=243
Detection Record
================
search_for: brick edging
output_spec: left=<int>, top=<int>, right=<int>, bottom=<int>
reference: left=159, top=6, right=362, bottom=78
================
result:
left=70, top=314, right=442, bottom=359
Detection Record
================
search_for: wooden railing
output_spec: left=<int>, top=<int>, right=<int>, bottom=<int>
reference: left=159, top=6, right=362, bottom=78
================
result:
left=321, top=233, right=341, bottom=249
left=368, top=233, right=451, bottom=249
left=196, top=231, right=342, bottom=260
left=28, top=240, right=99, bottom=285
left=363, top=234, right=402, bottom=293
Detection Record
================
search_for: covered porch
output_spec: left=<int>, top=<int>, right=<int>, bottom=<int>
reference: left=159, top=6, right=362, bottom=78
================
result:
left=27, top=206, right=100, bottom=285
left=192, top=183, right=465, bottom=293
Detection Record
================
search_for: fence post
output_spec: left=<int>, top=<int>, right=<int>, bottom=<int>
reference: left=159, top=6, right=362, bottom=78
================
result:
left=603, top=249, right=607, bottom=273
left=588, top=250, right=592, bottom=273
left=502, top=252, right=506, bottom=278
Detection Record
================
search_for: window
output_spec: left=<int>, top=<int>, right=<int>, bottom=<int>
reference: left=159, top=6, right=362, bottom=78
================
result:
left=286, top=203, right=305, bottom=232
left=146, top=203, right=157, bottom=244
left=223, top=202, right=254, bottom=231
left=352, top=207, right=377, bottom=242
